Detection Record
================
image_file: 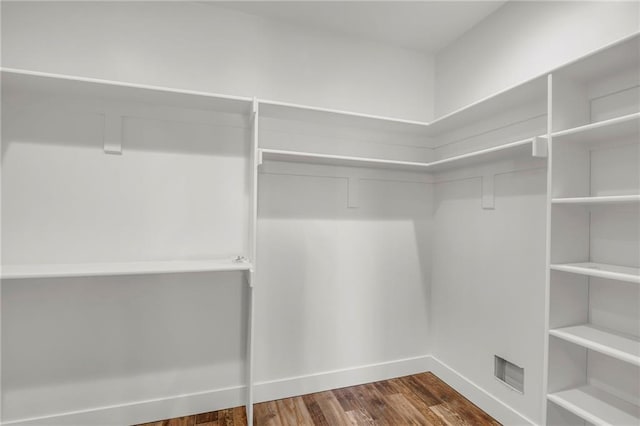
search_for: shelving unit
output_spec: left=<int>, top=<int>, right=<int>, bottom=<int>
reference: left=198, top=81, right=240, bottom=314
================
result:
left=551, top=195, right=640, bottom=205
left=1, top=258, right=252, bottom=279
left=550, top=262, right=640, bottom=284
left=1, top=28, right=639, bottom=426
left=1, top=68, right=257, bottom=426
left=548, top=385, right=640, bottom=426
left=260, top=136, right=544, bottom=173
left=549, top=325, right=640, bottom=366
left=545, top=34, right=640, bottom=425
left=550, top=112, right=639, bottom=144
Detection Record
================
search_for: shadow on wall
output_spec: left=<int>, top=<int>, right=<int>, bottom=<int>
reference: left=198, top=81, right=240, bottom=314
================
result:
left=1, top=90, right=251, bottom=159
left=2, top=271, right=249, bottom=392
left=254, top=172, right=433, bottom=381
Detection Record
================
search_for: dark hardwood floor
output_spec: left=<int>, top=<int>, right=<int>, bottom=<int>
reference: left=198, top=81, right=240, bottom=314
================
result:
left=136, top=372, right=501, bottom=425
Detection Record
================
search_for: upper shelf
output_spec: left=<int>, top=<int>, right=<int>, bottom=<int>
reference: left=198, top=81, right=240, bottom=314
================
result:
left=258, top=99, right=431, bottom=136
left=555, top=34, right=639, bottom=84
left=551, top=113, right=640, bottom=144
left=1, top=68, right=254, bottom=115
left=1, top=258, right=252, bottom=279
left=550, top=262, right=640, bottom=284
left=426, top=76, right=548, bottom=137
left=260, top=136, right=543, bottom=173
left=552, top=195, right=640, bottom=205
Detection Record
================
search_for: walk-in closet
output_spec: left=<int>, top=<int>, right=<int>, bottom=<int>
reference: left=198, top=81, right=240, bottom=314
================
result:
left=1, top=1, right=638, bottom=425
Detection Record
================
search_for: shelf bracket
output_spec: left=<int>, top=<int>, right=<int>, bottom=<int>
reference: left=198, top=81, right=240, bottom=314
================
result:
left=482, top=174, right=495, bottom=210
left=532, top=136, right=548, bottom=158
left=103, top=113, right=123, bottom=155
left=245, top=269, right=254, bottom=288
left=257, top=149, right=263, bottom=167
left=348, top=177, right=359, bottom=209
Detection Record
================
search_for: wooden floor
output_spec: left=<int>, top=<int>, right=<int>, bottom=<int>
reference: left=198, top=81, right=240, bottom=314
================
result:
left=137, top=372, right=501, bottom=426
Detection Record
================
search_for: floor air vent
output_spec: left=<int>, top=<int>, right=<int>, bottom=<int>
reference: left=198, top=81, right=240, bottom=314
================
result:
left=494, top=355, right=524, bottom=393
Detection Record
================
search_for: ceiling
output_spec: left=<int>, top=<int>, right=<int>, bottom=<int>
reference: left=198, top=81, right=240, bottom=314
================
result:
left=213, top=1, right=507, bottom=54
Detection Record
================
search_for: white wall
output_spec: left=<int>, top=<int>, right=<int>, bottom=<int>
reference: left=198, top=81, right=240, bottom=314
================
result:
left=0, top=1, right=434, bottom=121
left=435, top=1, right=640, bottom=116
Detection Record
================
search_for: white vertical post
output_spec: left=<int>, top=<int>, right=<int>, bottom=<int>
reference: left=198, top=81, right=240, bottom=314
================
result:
left=246, top=97, right=259, bottom=426
left=541, top=73, right=554, bottom=423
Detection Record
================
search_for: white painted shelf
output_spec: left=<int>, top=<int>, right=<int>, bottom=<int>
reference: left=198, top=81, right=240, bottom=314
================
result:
left=549, top=325, right=640, bottom=367
left=258, top=99, right=431, bottom=135
left=260, top=136, right=542, bottom=173
left=552, top=195, right=640, bottom=205
left=548, top=385, right=640, bottom=426
left=1, top=68, right=253, bottom=115
left=260, top=148, right=432, bottom=171
left=1, top=259, right=252, bottom=279
left=426, top=76, right=547, bottom=136
left=550, top=262, right=640, bottom=284
left=551, top=112, right=640, bottom=144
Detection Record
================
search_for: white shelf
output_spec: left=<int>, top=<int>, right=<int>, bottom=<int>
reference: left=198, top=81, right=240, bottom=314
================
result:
left=260, top=136, right=541, bottom=173
left=550, top=262, right=640, bottom=284
left=552, top=195, right=640, bottom=205
left=424, top=137, right=540, bottom=173
left=426, top=76, right=547, bottom=136
left=260, top=148, right=432, bottom=171
left=1, top=68, right=253, bottom=115
left=551, top=113, right=640, bottom=144
left=549, top=325, right=640, bottom=367
left=258, top=99, right=431, bottom=135
left=548, top=385, right=640, bottom=426
left=1, top=259, right=252, bottom=279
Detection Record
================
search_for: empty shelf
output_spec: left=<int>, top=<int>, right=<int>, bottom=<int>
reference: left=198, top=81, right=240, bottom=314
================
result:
left=258, top=99, right=431, bottom=135
left=2, top=68, right=253, bottom=115
left=550, top=262, right=640, bottom=284
left=549, top=325, right=640, bottom=367
left=1, top=259, right=252, bottom=279
left=424, top=137, right=541, bottom=173
left=548, top=385, right=640, bottom=426
left=260, top=148, right=431, bottom=171
left=260, top=137, right=541, bottom=173
left=552, top=195, right=640, bottom=205
left=551, top=113, right=640, bottom=144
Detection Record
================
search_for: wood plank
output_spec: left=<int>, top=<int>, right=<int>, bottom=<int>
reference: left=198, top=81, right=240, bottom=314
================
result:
left=195, top=411, right=218, bottom=424
left=431, top=403, right=472, bottom=426
left=314, top=391, right=354, bottom=425
left=275, top=396, right=314, bottom=425
left=345, top=408, right=375, bottom=425
left=301, top=393, right=330, bottom=426
left=254, top=400, right=284, bottom=426
left=386, top=377, right=448, bottom=425
left=386, top=393, right=432, bottom=425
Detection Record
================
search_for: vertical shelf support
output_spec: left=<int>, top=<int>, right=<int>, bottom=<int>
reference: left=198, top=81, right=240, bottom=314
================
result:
left=103, top=113, right=123, bottom=155
left=482, top=174, right=495, bottom=210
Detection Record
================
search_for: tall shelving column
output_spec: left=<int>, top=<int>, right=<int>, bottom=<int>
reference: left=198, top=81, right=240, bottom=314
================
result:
left=544, top=35, right=640, bottom=425
left=246, top=98, right=260, bottom=426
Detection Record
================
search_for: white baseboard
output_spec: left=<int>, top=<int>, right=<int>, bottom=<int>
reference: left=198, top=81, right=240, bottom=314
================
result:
left=3, top=355, right=534, bottom=426
left=1, top=385, right=246, bottom=426
left=253, top=354, right=433, bottom=403
left=429, top=356, right=536, bottom=426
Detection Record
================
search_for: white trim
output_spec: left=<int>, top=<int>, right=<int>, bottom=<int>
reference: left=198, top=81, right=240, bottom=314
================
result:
left=429, top=356, right=536, bottom=426
left=253, top=355, right=433, bottom=403
left=1, top=385, right=245, bottom=426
